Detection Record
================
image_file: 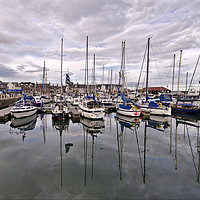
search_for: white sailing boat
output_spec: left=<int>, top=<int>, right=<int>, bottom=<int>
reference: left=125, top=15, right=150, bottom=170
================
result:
left=10, top=96, right=38, bottom=119
left=78, top=36, right=105, bottom=119
left=136, top=38, right=171, bottom=116
left=116, top=41, right=141, bottom=117
left=52, top=38, right=70, bottom=120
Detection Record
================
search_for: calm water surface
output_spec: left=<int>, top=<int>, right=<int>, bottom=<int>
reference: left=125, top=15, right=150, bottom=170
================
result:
left=0, top=112, right=200, bottom=199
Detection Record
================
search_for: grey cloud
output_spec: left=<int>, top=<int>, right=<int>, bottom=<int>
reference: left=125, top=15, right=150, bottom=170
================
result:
left=0, top=0, right=199, bottom=87
left=0, top=64, right=18, bottom=77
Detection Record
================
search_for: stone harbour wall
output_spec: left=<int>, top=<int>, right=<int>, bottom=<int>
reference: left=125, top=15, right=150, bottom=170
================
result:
left=0, top=97, right=18, bottom=109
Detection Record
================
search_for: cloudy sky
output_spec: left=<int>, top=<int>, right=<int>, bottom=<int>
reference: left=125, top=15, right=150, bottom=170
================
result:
left=0, top=0, right=199, bottom=90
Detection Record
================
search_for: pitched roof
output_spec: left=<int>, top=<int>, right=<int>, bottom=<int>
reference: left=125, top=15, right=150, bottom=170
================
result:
left=142, top=87, right=170, bottom=91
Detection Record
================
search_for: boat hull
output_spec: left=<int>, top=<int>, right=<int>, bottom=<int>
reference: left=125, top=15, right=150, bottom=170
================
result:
left=52, top=112, right=70, bottom=120
left=11, top=106, right=38, bottom=119
left=117, top=107, right=141, bottom=117
left=172, top=107, right=200, bottom=114
left=139, top=104, right=171, bottom=116
left=79, top=105, right=105, bottom=120
left=52, top=104, right=71, bottom=120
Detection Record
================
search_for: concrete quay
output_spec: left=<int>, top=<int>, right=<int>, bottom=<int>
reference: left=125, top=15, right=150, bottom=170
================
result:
left=0, top=107, right=12, bottom=122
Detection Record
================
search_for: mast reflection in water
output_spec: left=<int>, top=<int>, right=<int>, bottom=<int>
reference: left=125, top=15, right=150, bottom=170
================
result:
left=52, top=118, right=73, bottom=187
left=9, top=113, right=38, bottom=141
left=1, top=112, right=200, bottom=199
left=80, top=117, right=105, bottom=185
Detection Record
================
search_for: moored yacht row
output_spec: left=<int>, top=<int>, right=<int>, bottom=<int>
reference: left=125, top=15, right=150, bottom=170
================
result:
left=9, top=89, right=200, bottom=122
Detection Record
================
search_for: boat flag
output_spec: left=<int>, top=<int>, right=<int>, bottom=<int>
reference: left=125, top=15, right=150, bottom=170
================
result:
left=66, top=73, right=72, bottom=85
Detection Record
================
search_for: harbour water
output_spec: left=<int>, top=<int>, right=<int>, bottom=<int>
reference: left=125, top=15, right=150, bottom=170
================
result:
left=1, top=112, right=200, bottom=199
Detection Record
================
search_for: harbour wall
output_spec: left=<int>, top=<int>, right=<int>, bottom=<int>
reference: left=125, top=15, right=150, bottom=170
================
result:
left=0, top=97, right=18, bottom=109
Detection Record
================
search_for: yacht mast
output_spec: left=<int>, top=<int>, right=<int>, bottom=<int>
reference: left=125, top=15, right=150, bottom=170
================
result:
left=146, top=38, right=150, bottom=102
left=102, top=65, right=104, bottom=84
left=177, top=49, right=182, bottom=93
left=86, top=36, right=89, bottom=93
left=110, top=69, right=113, bottom=94
left=187, top=54, right=200, bottom=94
left=61, top=38, right=64, bottom=93
left=93, top=54, right=96, bottom=96
left=171, top=54, right=176, bottom=99
left=185, top=72, right=188, bottom=98
left=42, top=60, right=45, bottom=95
left=122, top=41, right=125, bottom=93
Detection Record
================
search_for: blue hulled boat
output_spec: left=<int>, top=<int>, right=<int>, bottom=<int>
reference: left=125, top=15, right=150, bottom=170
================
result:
left=172, top=103, right=200, bottom=114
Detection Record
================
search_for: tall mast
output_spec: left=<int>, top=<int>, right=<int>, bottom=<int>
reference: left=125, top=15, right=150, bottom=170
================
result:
left=122, top=41, right=125, bottom=93
left=107, top=70, right=110, bottom=86
left=177, top=49, right=182, bottom=93
left=117, top=41, right=125, bottom=96
left=172, top=54, right=176, bottom=99
left=93, top=54, right=96, bottom=96
left=61, top=38, right=64, bottom=93
left=102, top=65, right=104, bottom=85
left=45, top=68, right=47, bottom=93
left=110, top=69, right=113, bottom=94
left=188, top=54, right=200, bottom=94
left=86, top=36, right=89, bottom=93
left=146, top=38, right=150, bottom=102
left=185, top=72, right=188, bottom=98
left=42, top=60, right=45, bottom=95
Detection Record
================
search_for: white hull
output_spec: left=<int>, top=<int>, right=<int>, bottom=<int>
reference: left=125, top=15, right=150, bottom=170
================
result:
left=79, top=104, right=105, bottom=120
left=52, top=104, right=70, bottom=119
left=117, top=107, right=141, bottom=117
left=11, top=106, right=37, bottom=119
left=41, top=98, right=51, bottom=104
left=140, top=106, right=171, bottom=116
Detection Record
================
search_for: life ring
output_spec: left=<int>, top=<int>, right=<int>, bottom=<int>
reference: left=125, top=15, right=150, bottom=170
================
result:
left=132, top=106, right=137, bottom=111
left=157, top=102, right=162, bottom=107
left=131, top=123, right=136, bottom=127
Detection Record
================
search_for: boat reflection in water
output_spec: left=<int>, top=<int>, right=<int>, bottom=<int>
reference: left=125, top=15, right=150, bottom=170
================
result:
left=80, top=117, right=105, bottom=185
left=146, top=115, right=171, bottom=131
left=52, top=118, right=73, bottom=187
left=115, top=113, right=141, bottom=129
left=172, top=112, right=200, bottom=125
left=9, top=113, right=38, bottom=141
left=80, top=117, right=105, bottom=134
left=115, top=114, right=141, bottom=181
left=115, top=114, right=171, bottom=183
left=172, top=113, right=200, bottom=181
